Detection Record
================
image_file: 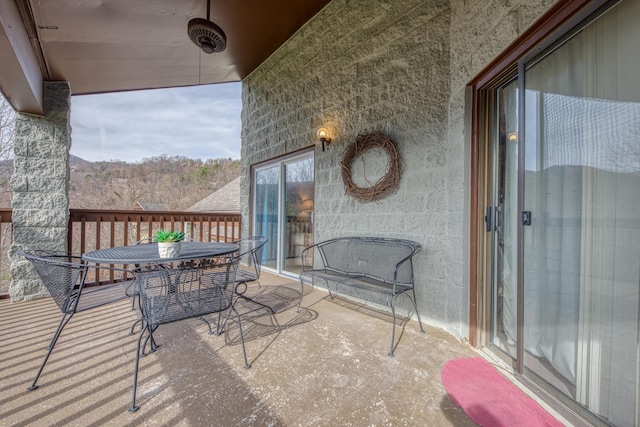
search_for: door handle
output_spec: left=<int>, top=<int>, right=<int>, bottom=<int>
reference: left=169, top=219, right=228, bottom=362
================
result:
left=485, top=206, right=492, bottom=232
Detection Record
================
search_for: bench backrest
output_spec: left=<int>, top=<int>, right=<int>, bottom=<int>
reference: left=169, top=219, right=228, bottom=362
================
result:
left=316, top=237, right=421, bottom=285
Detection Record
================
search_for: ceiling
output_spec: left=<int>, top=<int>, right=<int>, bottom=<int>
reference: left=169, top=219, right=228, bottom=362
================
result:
left=0, top=0, right=331, bottom=114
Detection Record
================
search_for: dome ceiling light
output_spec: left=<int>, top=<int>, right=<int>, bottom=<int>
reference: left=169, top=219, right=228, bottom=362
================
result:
left=187, top=0, right=227, bottom=54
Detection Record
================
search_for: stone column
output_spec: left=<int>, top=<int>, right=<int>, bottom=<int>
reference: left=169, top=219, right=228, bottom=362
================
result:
left=8, top=82, right=71, bottom=301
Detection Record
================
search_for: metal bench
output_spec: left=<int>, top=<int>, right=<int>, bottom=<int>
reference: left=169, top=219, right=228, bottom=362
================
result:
left=298, top=236, right=424, bottom=356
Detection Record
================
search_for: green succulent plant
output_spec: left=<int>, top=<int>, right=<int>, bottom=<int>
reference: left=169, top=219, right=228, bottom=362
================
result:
left=154, top=229, right=185, bottom=243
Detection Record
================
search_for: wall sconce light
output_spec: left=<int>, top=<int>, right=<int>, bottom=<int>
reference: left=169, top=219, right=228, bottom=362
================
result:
left=317, top=127, right=332, bottom=151
left=507, top=132, right=518, bottom=142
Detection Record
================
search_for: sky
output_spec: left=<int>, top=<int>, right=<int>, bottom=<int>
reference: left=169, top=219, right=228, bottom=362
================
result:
left=70, top=82, right=242, bottom=163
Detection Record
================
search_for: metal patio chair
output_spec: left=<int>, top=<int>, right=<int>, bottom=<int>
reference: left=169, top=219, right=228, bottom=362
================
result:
left=212, top=236, right=272, bottom=334
left=234, top=236, right=267, bottom=285
left=232, top=236, right=272, bottom=311
left=16, top=249, right=130, bottom=392
left=129, top=255, right=250, bottom=413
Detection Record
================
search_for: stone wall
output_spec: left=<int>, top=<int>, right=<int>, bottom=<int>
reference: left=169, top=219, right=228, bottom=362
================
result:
left=241, top=0, right=558, bottom=339
left=9, top=82, right=71, bottom=301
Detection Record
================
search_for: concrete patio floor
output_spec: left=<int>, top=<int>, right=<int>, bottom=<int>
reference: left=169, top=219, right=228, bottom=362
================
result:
left=0, top=271, right=481, bottom=426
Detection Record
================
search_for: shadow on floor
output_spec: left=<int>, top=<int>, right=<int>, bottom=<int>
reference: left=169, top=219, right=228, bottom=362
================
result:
left=1, top=272, right=478, bottom=426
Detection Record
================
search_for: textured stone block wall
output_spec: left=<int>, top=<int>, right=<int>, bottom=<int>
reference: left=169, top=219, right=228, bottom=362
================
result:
left=242, top=0, right=454, bottom=333
left=9, top=82, right=71, bottom=301
left=241, top=0, right=557, bottom=338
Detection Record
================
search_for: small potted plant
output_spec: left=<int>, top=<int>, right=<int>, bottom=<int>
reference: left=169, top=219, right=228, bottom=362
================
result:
left=154, top=229, right=185, bottom=258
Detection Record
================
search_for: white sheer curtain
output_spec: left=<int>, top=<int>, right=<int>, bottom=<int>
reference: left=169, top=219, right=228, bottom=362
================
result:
left=523, top=1, right=640, bottom=425
left=498, top=80, right=519, bottom=353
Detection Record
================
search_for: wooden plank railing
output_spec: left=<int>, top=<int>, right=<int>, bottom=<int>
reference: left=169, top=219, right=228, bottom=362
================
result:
left=0, top=208, right=242, bottom=296
left=68, top=209, right=241, bottom=253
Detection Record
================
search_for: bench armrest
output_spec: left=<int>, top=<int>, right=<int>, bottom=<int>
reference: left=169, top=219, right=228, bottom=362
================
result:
left=392, top=243, right=421, bottom=288
left=300, top=242, right=324, bottom=273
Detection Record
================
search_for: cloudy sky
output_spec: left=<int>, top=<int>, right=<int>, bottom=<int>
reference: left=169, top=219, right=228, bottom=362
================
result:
left=70, top=82, right=241, bottom=162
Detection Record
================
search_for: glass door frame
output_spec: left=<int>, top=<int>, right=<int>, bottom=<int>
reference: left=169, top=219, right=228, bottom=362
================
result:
left=484, top=73, right=522, bottom=369
left=470, top=1, right=616, bottom=425
left=250, top=147, right=315, bottom=278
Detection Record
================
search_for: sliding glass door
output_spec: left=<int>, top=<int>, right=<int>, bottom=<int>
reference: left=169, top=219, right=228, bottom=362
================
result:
left=522, top=2, right=640, bottom=423
left=487, top=1, right=640, bottom=424
left=252, top=151, right=314, bottom=276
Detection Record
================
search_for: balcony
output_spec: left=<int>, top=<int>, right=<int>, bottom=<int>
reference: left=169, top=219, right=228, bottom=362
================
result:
left=1, top=269, right=478, bottom=425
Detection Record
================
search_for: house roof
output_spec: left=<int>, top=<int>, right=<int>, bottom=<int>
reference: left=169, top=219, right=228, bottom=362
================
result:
left=187, top=176, right=240, bottom=213
left=0, top=0, right=331, bottom=114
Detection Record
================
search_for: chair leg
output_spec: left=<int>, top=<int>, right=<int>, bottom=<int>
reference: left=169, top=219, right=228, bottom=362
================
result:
left=215, top=289, right=242, bottom=336
left=215, top=302, right=234, bottom=336
left=135, top=303, right=158, bottom=354
left=141, top=325, right=159, bottom=356
left=129, top=294, right=144, bottom=335
left=388, top=299, right=397, bottom=357
left=129, top=324, right=149, bottom=413
left=199, top=316, right=214, bottom=335
left=231, top=305, right=251, bottom=369
left=297, top=278, right=305, bottom=313
left=215, top=311, right=223, bottom=335
left=28, top=311, right=74, bottom=391
left=129, top=317, right=144, bottom=335
left=410, top=289, right=425, bottom=333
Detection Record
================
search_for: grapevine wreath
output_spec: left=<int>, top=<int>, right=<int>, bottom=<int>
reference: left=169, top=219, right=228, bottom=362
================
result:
left=340, top=131, right=401, bottom=202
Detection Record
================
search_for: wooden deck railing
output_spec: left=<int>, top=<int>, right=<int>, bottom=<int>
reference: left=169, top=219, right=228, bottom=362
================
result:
left=0, top=208, right=242, bottom=296
left=68, top=209, right=241, bottom=252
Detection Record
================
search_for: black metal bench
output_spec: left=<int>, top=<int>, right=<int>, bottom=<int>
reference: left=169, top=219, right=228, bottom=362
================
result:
left=298, top=236, right=424, bottom=356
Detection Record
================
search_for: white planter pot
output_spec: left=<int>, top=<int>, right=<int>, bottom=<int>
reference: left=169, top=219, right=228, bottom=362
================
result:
left=158, top=242, right=181, bottom=258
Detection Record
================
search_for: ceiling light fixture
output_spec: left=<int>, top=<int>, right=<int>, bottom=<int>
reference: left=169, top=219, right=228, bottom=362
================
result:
left=188, top=0, right=227, bottom=54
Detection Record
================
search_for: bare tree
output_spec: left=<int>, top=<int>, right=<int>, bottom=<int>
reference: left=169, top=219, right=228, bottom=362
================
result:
left=0, top=95, right=14, bottom=293
left=0, top=94, right=15, bottom=207
left=0, top=95, right=14, bottom=165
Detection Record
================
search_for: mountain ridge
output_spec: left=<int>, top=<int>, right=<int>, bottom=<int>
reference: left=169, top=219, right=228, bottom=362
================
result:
left=0, top=155, right=242, bottom=210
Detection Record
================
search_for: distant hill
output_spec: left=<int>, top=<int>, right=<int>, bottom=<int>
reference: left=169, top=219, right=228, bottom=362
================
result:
left=0, top=155, right=242, bottom=210
left=0, top=154, right=91, bottom=177
left=70, top=154, right=91, bottom=170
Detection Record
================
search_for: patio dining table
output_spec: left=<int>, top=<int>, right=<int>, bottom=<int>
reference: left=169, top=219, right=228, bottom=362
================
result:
left=81, top=241, right=239, bottom=265
left=82, top=240, right=245, bottom=413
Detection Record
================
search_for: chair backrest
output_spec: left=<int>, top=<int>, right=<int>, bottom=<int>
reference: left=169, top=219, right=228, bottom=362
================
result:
left=17, top=249, right=87, bottom=313
left=316, top=237, right=421, bottom=285
left=235, top=236, right=268, bottom=279
left=134, top=237, right=153, bottom=245
left=135, top=256, right=240, bottom=326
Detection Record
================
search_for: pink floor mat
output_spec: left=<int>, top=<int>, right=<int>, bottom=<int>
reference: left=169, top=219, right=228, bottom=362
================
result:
left=441, top=357, right=564, bottom=427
